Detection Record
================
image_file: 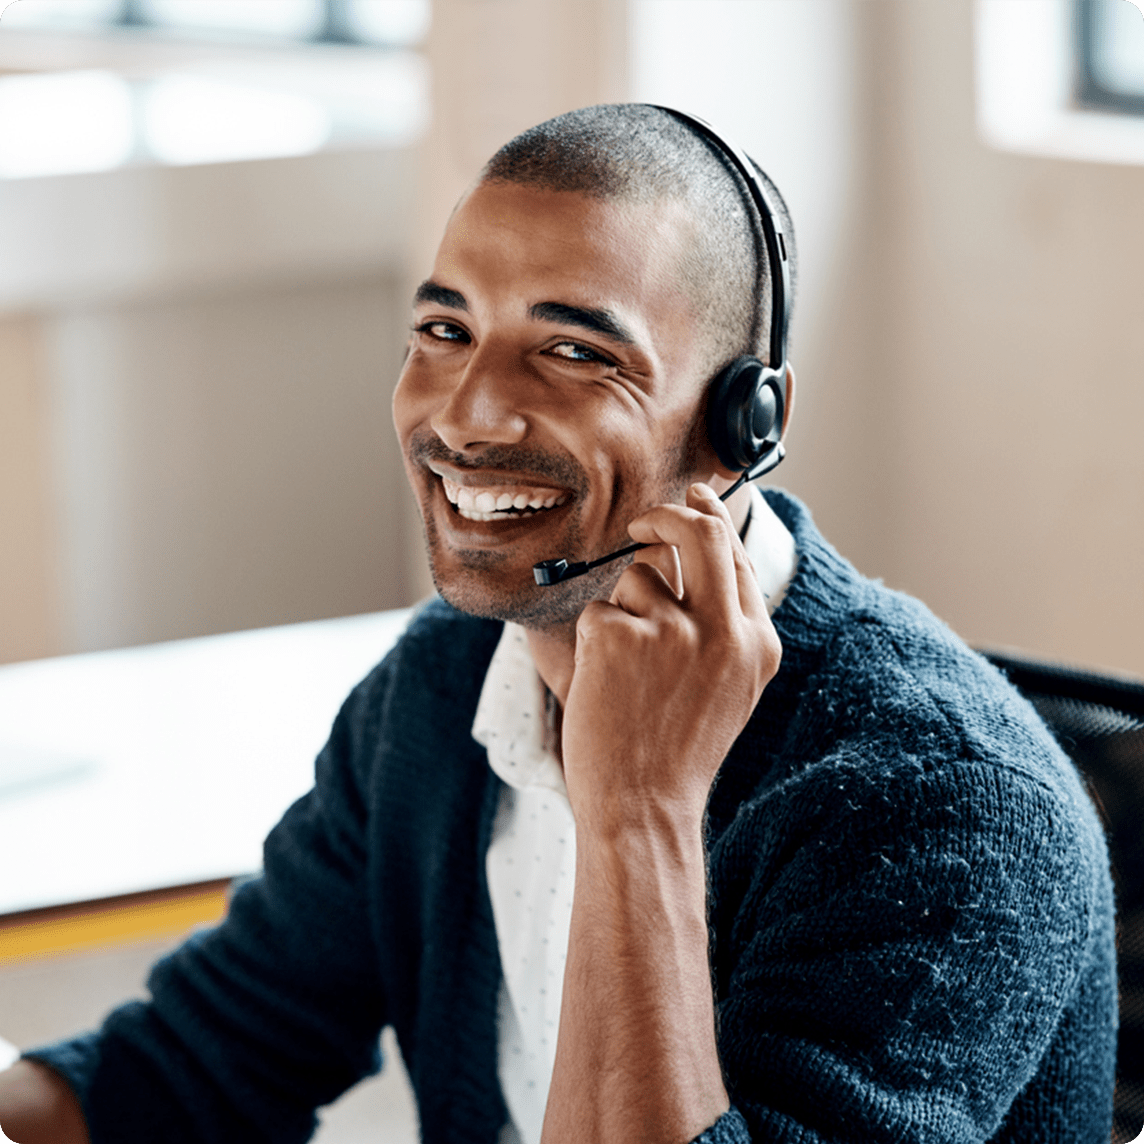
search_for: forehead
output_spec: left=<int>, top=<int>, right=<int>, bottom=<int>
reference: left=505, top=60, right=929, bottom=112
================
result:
left=430, top=181, right=699, bottom=339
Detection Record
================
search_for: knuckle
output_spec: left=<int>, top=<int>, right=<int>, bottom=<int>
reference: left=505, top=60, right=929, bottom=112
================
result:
left=694, top=514, right=726, bottom=543
left=663, top=610, right=694, bottom=642
left=758, top=630, right=782, bottom=680
left=627, top=561, right=662, bottom=586
left=575, top=601, right=607, bottom=635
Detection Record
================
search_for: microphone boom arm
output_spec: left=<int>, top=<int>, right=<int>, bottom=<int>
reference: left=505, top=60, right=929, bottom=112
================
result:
left=532, top=444, right=784, bottom=587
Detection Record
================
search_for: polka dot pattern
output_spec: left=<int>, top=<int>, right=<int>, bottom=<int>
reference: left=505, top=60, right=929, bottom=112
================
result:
left=476, top=625, right=574, bottom=1144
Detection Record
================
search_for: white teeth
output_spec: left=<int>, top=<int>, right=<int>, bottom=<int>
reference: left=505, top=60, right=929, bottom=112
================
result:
left=454, top=500, right=567, bottom=522
left=438, top=474, right=570, bottom=521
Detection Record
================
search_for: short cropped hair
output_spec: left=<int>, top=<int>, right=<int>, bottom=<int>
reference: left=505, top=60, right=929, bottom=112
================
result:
left=481, top=103, right=796, bottom=378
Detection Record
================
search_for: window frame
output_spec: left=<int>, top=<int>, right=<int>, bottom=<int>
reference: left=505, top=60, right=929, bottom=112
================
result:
left=5, top=0, right=420, bottom=49
left=1075, top=0, right=1144, bottom=116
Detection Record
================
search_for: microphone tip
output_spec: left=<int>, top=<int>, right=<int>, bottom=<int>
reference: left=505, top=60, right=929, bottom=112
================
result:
left=533, top=559, right=569, bottom=586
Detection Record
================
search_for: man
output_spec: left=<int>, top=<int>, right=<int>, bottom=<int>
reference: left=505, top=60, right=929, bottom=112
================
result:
left=0, top=105, right=1116, bottom=1143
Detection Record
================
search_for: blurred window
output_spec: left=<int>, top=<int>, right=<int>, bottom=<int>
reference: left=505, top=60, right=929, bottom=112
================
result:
left=0, top=0, right=428, bottom=176
left=143, top=75, right=332, bottom=165
left=0, top=69, right=133, bottom=177
left=1, top=0, right=124, bottom=28
left=1077, top=0, right=1144, bottom=114
left=136, top=0, right=325, bottom=40
left=0, top=0, right=429, bottom=47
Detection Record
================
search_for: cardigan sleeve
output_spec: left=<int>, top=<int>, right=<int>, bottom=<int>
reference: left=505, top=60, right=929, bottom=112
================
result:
left=24, top=657, right=397, bottom=1144
left=703, top=727, right=1115, bottom=1142
left=694, top=1107, right=752, bottom=1142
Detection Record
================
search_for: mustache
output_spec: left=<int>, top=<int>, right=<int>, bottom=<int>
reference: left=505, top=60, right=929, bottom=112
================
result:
left=408, top=431, right=589, bottom=495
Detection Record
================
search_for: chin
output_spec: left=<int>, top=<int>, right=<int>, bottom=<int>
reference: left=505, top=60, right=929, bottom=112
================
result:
left=428, top=545, right=624, bottom=632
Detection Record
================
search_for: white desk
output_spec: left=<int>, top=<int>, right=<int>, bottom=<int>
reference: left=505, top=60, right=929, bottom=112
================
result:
left=0, top=608, right=413, bottom=916
left=0, top=608, right=423, bottom=1143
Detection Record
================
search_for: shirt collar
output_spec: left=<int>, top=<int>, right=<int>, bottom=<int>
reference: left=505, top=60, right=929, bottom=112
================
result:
left=473, top=485, right=797, bottom=794
left=472, top=623, right=566, bottom=794
left=741, top=484, right=798, bottom=613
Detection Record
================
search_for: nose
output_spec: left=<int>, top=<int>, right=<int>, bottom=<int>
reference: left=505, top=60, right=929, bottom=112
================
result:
left=429, top=341, right=529, bottom=454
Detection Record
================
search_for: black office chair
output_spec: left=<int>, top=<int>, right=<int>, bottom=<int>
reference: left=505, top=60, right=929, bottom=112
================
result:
left=980, top=649, right=1144, bottom=1144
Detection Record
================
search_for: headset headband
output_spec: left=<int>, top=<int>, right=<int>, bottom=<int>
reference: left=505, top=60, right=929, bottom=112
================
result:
left=649, top=106, right=790, bottom=378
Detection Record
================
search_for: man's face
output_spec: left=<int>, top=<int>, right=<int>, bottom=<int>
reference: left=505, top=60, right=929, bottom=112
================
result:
left=392, top=180, right=714, bottom=629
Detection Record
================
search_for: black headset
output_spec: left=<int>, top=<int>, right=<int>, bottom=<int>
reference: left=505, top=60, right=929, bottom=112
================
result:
left=533, top=107, right=791, bottom=587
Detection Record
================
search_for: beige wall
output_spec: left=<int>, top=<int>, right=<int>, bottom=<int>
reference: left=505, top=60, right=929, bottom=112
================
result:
left=0, top=143, right=416, bottom=662
left=1, top=274, right=412, bottom=664
left=44, top=276, right=411, bottom=652
left=801, top=1, right=1144, bottom=677
left=0, top=315, right=59, bottom=662
left=416, top=0, right=628, bottom=252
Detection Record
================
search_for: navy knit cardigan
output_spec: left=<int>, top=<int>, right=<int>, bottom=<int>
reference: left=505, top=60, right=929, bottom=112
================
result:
left=30, top=491, right=1117, bottom=1142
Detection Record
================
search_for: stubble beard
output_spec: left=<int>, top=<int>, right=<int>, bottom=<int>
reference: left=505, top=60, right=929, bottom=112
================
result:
left=421, top=498, right=626, bottom=632
left=415, top=424, right=699, bottom=633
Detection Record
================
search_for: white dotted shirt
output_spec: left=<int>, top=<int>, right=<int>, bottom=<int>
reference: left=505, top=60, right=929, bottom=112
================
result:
left=472, top=487, right=797, bottom=1144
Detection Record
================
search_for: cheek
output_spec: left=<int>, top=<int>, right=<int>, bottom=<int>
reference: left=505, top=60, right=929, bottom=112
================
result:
left=392, top=363, right=431, bottom=444
left=590, top=402, right=677, bottom=478
left=650, top=400, right=706, bottom=477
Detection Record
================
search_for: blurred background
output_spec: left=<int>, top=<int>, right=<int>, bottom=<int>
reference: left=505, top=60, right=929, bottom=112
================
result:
left=0, top=0, right=1141, bottom=675
left=0, top=3, right=1142, bottom=1137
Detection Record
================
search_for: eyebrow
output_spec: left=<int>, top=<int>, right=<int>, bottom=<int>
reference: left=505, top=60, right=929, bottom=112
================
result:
left=413, top=280, right=468, bottom=310
left=413, top=282, right=637, bottom=347
left=528, top=302, right=636, bottom=346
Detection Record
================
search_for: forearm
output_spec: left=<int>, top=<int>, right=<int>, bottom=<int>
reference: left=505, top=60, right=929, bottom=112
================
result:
left=0, top=1060, right=90, bottom=1144
left=541, top=814, right=728, bottom=1144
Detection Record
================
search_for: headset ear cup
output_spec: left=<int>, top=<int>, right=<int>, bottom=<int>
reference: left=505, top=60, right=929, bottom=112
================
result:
left=706, top=355, right=784, bottom=472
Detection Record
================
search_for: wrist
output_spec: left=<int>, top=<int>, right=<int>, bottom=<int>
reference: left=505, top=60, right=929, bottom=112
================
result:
left=574, top=812, right=710, bottom=926
left=569, top=782, right=709, bottom=849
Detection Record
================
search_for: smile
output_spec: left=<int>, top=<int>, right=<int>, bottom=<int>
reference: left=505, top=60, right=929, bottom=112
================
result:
left=438, top=475, right=569, bottom=522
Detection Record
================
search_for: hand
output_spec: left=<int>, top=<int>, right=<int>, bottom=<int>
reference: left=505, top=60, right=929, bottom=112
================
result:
left=0, top=1061, right=90, bottom=1144
left=560, top=482, right=781, bottom=837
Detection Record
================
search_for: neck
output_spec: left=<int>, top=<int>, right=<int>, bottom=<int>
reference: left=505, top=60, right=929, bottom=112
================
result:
left=720, top=478, right=752, bottom=534
left=526, top=623, right=577, bottom=710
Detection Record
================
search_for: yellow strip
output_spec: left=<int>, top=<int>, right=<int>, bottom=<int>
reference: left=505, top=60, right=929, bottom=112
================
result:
left=0, top=887, right=229, bottom=965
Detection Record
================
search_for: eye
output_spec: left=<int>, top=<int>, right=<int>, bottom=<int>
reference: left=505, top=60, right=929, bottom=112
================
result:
left=413, top=320, right=470, bottom=344
left=545, top=340, right=613, bottom=365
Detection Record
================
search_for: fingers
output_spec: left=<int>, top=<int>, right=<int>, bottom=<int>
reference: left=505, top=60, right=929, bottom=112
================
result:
left=629, top=541, right=683, bottom=599
left=609, top=558, right=679, bottom=616
left=625, top=484, right=765, bottom=618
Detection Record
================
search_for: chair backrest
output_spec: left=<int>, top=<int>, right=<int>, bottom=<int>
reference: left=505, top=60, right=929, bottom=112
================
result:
left=980, top=649, right=1144, bottom=1144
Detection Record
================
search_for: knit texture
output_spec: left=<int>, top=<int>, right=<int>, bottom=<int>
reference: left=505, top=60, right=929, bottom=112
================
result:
left=27, top=490, right=1116, bottom=1142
